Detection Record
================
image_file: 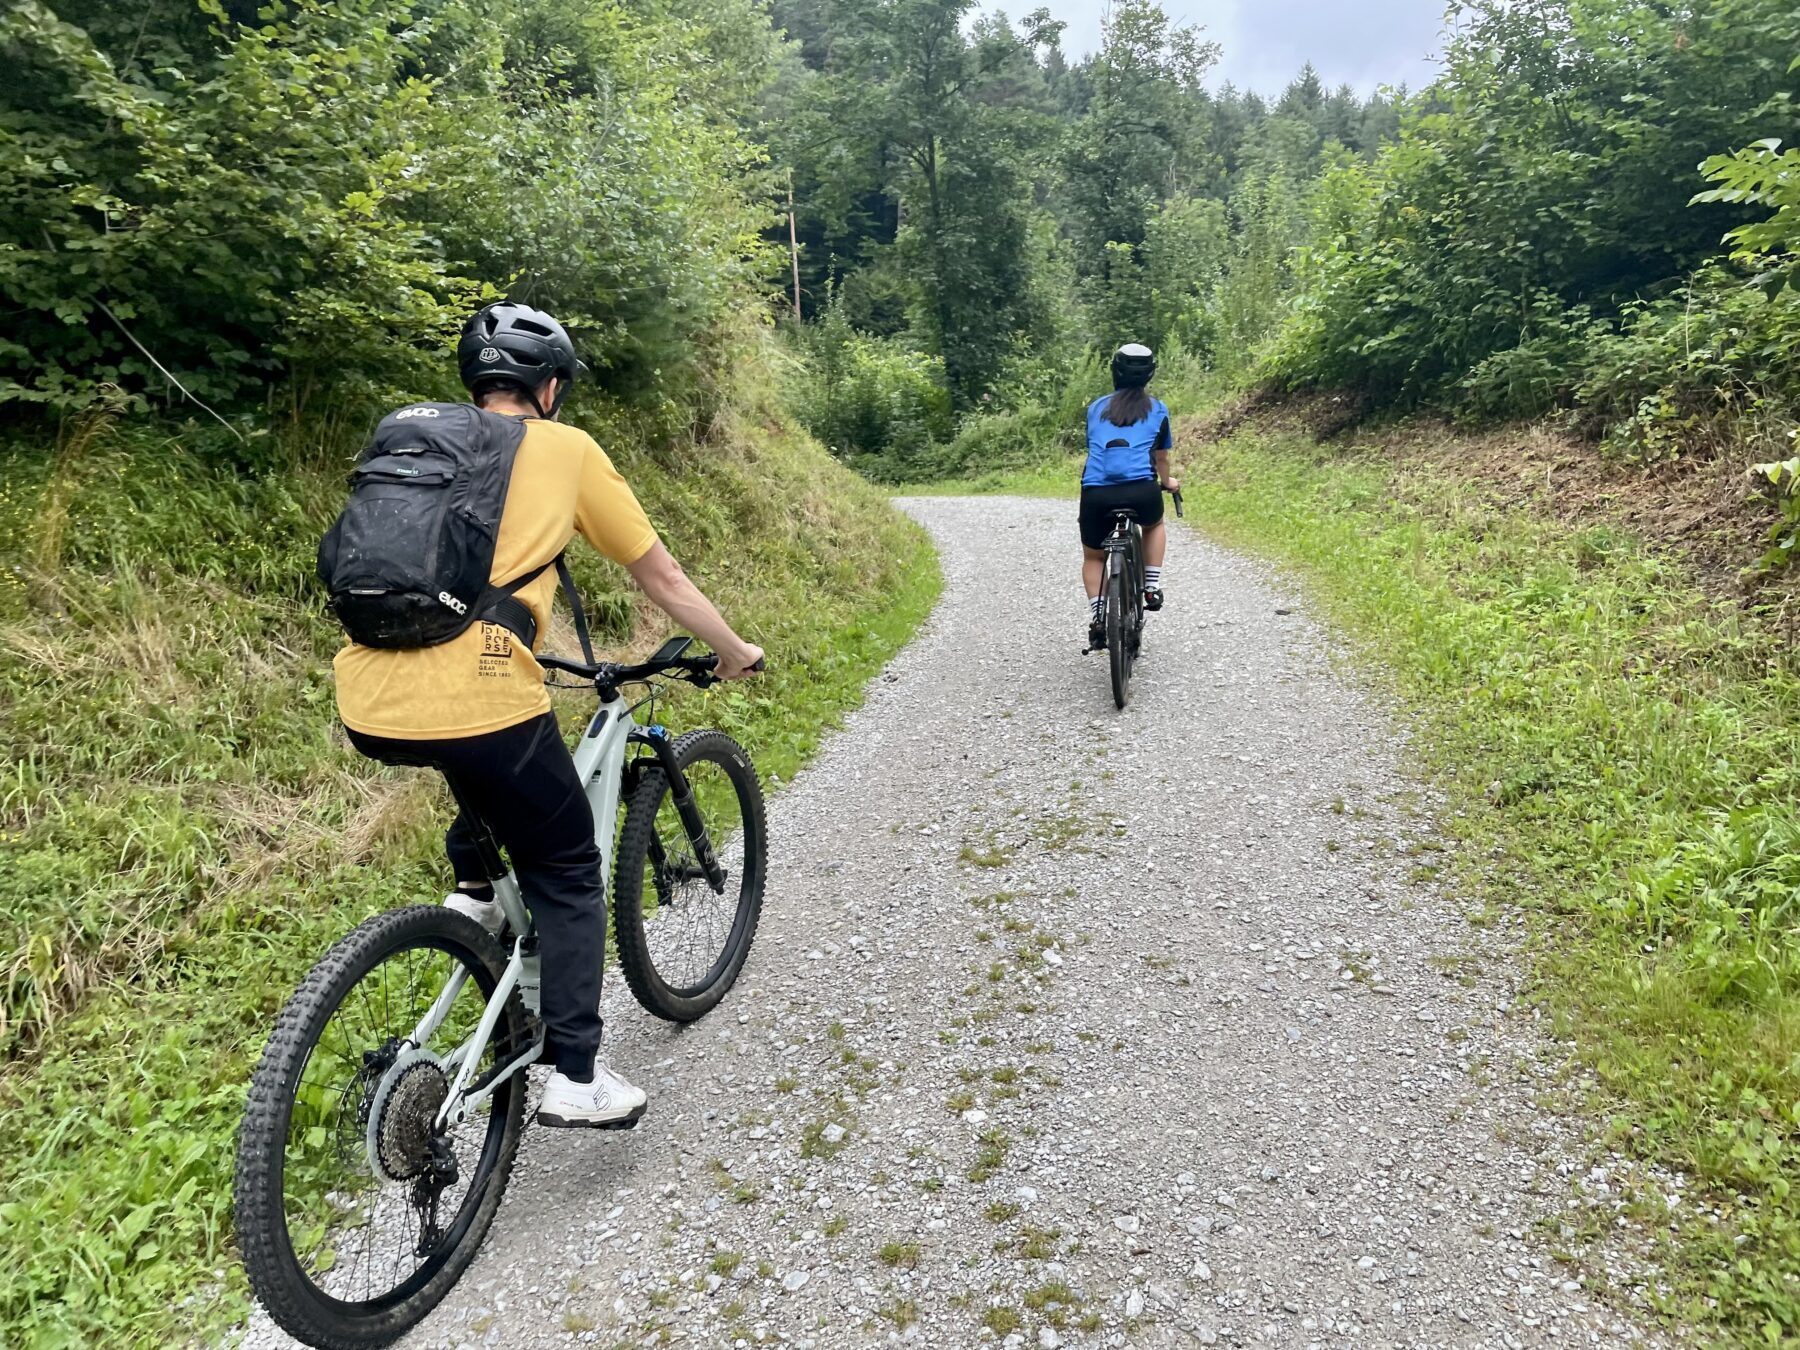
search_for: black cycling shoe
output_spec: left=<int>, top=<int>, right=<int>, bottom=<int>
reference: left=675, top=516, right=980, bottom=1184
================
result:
left=1087, top=618, right=1105, bottom=649
left=1143, top=585, right=1165, bottom=612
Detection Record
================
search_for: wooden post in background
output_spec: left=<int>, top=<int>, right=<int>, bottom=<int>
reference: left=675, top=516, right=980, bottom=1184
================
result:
left=787, top=169, right=802, bottom=322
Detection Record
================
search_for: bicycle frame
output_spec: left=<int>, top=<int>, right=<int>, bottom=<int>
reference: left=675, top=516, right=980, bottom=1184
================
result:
left=420, top=687, right=641, bottom=1130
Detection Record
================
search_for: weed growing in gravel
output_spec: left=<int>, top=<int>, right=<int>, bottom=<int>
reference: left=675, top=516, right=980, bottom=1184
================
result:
left=982, top=1306, right=1023, bottom=1336
left=1024, top=1279, right=1081, bottom=1326
left=878, top=1240, right=922, bottom=1269
left=969, top=1129, right=1012, bottom=1182
left=774, top=1075, right=799, bottom=1094
left=946, top=1089, right=977, bottom=1114
left=710, top=1251, right=742, bottom=1277
left=959, top=842, right=1015, bottom=868
left=878, top=1299, right=919, bottom=1330
left=1000, top=1227, right=1062, bottom=1260
left=799, top=1118, right=852, bottom=1160
left=969, top=890, right=1020, bottom=910
left=985, top=1200, right=1021, bottom=1222
left=562, top=1310, right=598, bottom=1333
left=1031, top=814, right=1086, bottom=850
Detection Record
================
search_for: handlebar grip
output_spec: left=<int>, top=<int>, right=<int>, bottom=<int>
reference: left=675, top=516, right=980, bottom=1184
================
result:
left=750, top=657, right=766, bottom=673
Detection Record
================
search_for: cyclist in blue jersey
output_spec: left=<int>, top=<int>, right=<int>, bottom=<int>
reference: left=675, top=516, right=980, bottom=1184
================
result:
left=1080, top=344, right=1180, bottom=648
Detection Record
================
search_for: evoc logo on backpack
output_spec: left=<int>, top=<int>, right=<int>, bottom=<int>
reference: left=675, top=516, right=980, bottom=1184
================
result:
left=316, top=403, right=535, bottom=650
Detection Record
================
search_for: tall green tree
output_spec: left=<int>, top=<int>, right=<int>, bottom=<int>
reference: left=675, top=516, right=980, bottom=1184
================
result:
left=779, top=0, right=1058, bottom=407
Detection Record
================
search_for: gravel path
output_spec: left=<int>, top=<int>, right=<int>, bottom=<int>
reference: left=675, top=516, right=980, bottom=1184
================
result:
left=245, top=496, right=1663, bottom=1349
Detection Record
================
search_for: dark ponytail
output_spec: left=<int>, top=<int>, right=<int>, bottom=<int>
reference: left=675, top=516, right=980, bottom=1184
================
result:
left=1102, top=385, right=1153, bottom=427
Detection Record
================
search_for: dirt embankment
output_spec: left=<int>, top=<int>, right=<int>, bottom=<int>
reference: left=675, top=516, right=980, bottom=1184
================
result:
left=1189, top=385, right=1800, bottom=620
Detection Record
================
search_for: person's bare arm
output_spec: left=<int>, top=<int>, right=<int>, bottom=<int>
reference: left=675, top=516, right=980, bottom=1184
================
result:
left=1153, top=448, right=1181, bottom=493
left=624, top=542, right=763, bottom=678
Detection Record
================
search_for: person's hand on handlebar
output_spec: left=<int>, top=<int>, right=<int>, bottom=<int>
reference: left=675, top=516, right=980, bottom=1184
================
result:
left=1160, top=473, right=1182, bottom=494
left=713, top=643, right=765, bottom=680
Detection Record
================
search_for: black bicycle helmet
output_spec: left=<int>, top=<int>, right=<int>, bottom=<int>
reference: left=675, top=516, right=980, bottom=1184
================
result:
left=1111, top=342, right=1156, bottom=389
left=458, top=302, right=586, bottom=416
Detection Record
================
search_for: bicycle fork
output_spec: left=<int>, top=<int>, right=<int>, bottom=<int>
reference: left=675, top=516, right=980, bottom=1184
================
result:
left=630, top=727, right=728, bottom=893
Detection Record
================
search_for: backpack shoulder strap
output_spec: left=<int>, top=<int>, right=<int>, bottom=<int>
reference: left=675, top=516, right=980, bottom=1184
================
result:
left=555, top=554, right=595, bottom=664
left=476, top=553, right=595, bottom=663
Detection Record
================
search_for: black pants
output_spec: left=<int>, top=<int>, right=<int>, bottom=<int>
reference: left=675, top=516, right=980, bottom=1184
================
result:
left=346, top=713, right=603, bottom=1080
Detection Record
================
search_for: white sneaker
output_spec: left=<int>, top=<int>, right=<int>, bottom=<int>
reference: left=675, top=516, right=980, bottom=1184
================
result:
left=537, top=1064, right=648, bottom=1130
left=443, top=890, right=505, bottom=935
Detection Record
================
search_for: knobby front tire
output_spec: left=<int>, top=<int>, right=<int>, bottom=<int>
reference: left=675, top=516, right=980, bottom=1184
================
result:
left=613, top=729, right=767, bottom=1022
left=235, top=906, right=527, bottom=1349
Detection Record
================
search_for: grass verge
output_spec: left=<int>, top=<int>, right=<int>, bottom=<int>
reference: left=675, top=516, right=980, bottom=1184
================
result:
left=0, top=405, right=939, bottom=1347
left=1175, top=426, right=1800, bottom=1343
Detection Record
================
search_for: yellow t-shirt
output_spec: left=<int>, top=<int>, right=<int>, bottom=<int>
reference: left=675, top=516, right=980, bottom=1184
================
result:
left=333, top=416, right=658, bottom=740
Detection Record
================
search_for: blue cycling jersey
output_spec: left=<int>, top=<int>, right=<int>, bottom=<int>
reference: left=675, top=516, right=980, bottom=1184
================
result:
left=1082, top=394, right=1172, bottom=488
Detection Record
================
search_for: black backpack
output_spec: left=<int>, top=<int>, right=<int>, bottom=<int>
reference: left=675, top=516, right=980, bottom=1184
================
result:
left=317, top=402, right=593, bottom=657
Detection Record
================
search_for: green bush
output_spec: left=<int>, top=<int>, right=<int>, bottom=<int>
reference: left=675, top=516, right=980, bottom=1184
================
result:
left=0, top=0, right=778, bottom=425
left=787, top=310, right=953, bottom=478
left=1573, top=267, right=1800, bottom=461
left=1265, top=0, right=1800, bottom=411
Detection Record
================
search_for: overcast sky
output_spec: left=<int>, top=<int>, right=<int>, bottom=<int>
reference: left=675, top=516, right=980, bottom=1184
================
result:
left=991, top=1, right=1450, bottom=97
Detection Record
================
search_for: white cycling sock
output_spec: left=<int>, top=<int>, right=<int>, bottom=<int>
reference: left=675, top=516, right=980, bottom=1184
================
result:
left=1088, top=595, right=1103, bottom=621
left=1144, top=566, right=1163, bottom=590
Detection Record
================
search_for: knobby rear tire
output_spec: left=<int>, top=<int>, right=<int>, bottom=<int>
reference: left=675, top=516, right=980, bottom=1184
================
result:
left=613, top=729, right=767, bottom=1022
left=235, top=906, right=526, bottom=1349
left=1106, top=559, right=1130, bottom=710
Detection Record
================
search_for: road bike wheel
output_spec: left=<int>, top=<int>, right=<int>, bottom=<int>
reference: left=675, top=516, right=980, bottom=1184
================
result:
left=1106, top=559, right=1131, bottom=710
left=236, top=906, right=527, bottom=1349
left=613, top=729, right=766, bottom=1022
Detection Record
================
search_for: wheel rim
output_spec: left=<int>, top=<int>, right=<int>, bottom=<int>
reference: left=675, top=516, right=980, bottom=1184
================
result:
left=633, top=751, right=757, bottom=997
left=276, top=937, right=513, bottom=1312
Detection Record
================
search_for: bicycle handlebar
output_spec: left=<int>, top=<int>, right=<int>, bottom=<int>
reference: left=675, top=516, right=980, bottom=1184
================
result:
left=539, top=649, right=765, bottom=690
left=1166, top=484, right=1184, bottom=518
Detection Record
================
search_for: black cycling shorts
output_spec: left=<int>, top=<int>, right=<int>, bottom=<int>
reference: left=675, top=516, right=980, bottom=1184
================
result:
left=1078, top=479, right=1163, bottom=550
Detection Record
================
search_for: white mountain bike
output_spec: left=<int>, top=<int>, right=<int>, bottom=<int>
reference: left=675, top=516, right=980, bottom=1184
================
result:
left=234, top=637, right=765, bottom=1349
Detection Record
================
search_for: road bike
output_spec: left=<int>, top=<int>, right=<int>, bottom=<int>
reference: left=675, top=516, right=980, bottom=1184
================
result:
left=1085, top=487, right=1182, bottom=710
left=234, top=637, right=765, bottom=1349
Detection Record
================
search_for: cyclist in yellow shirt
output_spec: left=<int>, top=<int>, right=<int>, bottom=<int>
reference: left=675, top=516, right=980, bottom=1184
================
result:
left=334, top=302, right=762, bottom=1129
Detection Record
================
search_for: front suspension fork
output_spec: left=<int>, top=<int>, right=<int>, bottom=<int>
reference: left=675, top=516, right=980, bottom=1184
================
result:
left=629, top=728, right=727, bottom=893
